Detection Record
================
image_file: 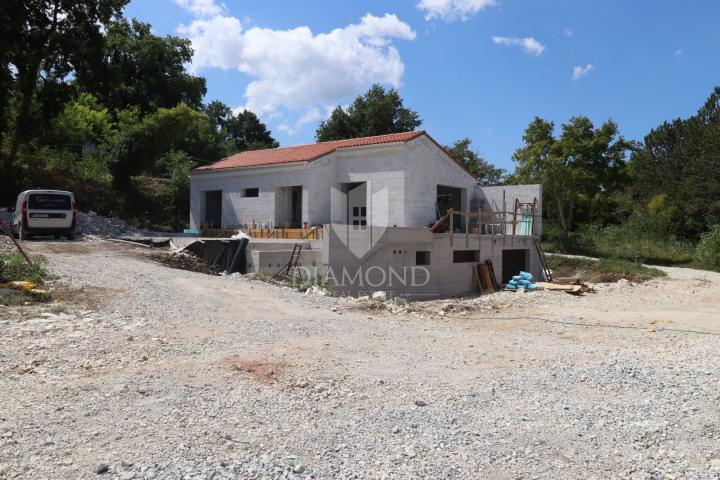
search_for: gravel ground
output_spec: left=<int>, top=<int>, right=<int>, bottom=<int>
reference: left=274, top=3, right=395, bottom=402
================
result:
left=1, top=238, right=720, bottom=479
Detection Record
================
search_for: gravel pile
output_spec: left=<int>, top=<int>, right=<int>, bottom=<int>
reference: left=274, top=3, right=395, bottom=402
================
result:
left=0, top=209, right=159, bottom=238
left=1, top=241, right=720, bottom=478
left=75, top=211, right=159, bottom=238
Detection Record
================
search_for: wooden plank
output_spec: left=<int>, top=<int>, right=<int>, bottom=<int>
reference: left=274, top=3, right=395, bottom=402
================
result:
left=449, top=208, right=454, bottom=247
left=485, top=259, right=499, bottom=290
left=473, top=265, right=483, bottom=294
left=465, top=212, right=469, bottom=247
left=480, top=263, right=494, bottom=291
left=535, top=282, right=582, bottom=292
left=430, top=212, right=450, bottom=232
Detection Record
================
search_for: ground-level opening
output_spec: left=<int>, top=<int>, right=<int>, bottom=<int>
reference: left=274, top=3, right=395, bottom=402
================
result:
left=502, top=249, right=528, bottom=284
left=203, top=190, right=222, bottom=228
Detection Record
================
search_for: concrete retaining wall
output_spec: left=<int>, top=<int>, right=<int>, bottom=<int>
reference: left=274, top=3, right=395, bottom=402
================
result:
left=324, top=226, right=542, bottom=299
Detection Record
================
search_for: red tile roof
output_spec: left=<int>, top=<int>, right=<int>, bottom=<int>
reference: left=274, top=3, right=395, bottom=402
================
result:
left=193, top=131, right=428, bottom=172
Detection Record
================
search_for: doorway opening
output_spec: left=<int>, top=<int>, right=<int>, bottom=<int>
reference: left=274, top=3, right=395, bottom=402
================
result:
left=502, top=249, right=528, bottom=284
left=290, top=186, right=302, bottom=228
left=204, top=190, right=222, bottom=228
left=342, top=182, right=367, bottom=229
left=277, top=186, right=303, bottom=228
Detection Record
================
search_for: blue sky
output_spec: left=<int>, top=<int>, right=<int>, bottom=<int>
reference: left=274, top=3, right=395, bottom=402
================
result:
left=126, top=0, right=720, bottom=171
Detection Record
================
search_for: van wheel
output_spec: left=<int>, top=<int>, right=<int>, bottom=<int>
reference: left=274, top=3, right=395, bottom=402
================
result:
left=66, top=229, right=76, bottom=241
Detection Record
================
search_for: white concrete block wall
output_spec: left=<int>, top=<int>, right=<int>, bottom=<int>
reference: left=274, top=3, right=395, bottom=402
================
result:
left=405, top=137, right=478, bottom=227
left=479, top=184, right=543, bottom=236
left=323, top=227, right=543, bottom=298
left=189, top=163, right=311, bottom=228
left=332, top=144, right=408, bottom=227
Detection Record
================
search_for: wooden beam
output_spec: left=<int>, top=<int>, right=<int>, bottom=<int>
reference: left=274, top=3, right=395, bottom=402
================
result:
left=449, top=208, right=454, bottom=247
left=430, top=212, right=450, bottom=232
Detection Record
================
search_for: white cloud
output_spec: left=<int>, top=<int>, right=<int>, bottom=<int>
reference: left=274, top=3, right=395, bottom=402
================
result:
left=572, top=63, right=594, bottom=80
left=491, top=36, right=546, bottom=56
left=276, top=108, right=323, bottom=135
left=174, top=0, right=225, bottom=17
left=675, top=48, right=684, bottom=56
left=417, top=0, right=497, bottom=21
left=178, top=10, right=415, bottom=124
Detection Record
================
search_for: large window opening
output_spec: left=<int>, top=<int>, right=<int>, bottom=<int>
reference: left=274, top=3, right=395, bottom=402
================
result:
left=437, top=185, right=464, bottom=232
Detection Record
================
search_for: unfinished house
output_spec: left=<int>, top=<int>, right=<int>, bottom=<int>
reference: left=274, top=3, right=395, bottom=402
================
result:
left=189, top=131, right=544, bottom=298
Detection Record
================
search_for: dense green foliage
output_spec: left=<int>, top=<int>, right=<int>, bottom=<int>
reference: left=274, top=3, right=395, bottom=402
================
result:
left=511, top=116, right=634, bottom=235
left=512, top=88, right=720, bottom=270
left=695, top=226, right=720, bottom=270
left=444, top=138, right=505, bottom=186
left=316, top=84, right=422, bottom=142
left=0, top=1, right=277, bottom=230
left=630, top=87, right=720, bottom=239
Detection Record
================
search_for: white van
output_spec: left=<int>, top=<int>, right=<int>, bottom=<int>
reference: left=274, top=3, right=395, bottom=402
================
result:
left=12, top=190, right=77, bottom=240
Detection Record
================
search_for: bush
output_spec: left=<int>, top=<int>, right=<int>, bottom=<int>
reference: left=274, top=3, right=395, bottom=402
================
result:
left=0, top=254, right=48, bottom=284
left=695, top=225, right=720, bottom=270
left=543, top=221, right=695, bottom=266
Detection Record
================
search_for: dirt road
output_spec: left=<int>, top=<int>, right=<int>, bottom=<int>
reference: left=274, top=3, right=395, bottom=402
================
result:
left=1, top=240, right=720, bottom=479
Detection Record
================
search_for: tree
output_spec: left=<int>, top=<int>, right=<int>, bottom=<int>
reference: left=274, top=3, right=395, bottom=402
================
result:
left=316, top=84, right=421, bottom=141
left=512, top=116, right=632, bottom=235
left=48, top=93, right=111, bottom=152
left=204, top=100, right=278, bottom=153
left=3, top=0, right=128, bottom=170
left=107, top=103, right=224, bottom=187
left=629, top=86, right=720, bottom=238
left=75, top=18, right=206, bottom=114
left=444, top=138, right=505, bottom=185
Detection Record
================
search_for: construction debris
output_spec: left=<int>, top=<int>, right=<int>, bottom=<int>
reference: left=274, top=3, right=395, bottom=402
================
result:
left=535, top=281, right=596, bottom=295
left=305, top=285, right=330, bottom=297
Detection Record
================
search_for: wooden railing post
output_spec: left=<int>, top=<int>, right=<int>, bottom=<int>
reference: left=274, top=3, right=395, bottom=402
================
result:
left=449, top=208, right=454, bottom=247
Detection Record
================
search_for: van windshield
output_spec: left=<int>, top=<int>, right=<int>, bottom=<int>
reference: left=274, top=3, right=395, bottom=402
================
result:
left=28, top=193, right=71, bottom=210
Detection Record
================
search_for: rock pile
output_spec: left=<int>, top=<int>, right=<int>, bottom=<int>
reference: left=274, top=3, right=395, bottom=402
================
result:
left=75, top=211, right=158, bottom=238
left=1, top=208, right=158, bottom=238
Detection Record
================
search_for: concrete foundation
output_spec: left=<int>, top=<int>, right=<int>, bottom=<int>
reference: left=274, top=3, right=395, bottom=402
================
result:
left=241, top=225, right=542, bottom=299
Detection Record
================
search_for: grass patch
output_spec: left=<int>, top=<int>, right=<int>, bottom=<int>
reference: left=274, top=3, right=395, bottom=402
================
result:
left=546, top=255, right=666, bottom=283
left=543, top=223, right=696, bottom=267
left=245, top=271, right=331, bottom=290
left=48, top=304, right=68, bottom=315
left=0, top=254, right=48, bottom=284
left=0, top=254, right=51, bottom=305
